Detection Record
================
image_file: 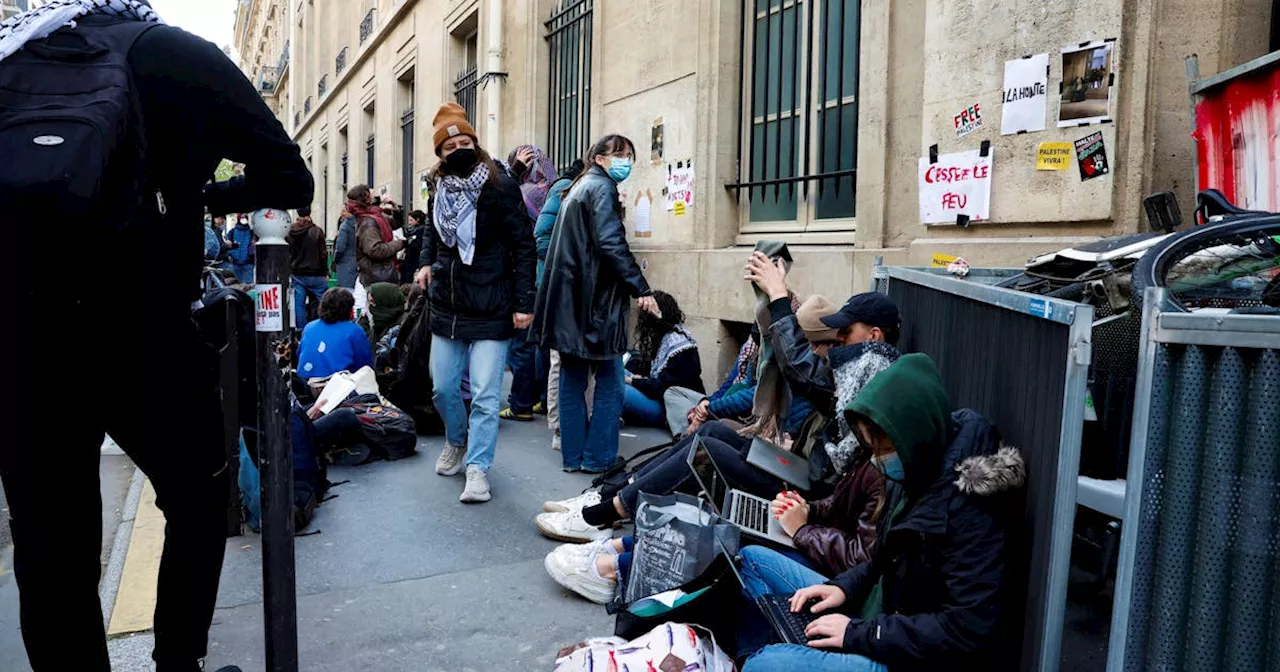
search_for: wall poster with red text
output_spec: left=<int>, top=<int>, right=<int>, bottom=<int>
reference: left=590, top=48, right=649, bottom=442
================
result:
left=918, top=149, right=994, bottom=225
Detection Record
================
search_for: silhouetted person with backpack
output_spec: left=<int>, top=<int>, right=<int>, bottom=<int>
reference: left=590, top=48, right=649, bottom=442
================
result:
left=0, top=2, right=313, bottom=671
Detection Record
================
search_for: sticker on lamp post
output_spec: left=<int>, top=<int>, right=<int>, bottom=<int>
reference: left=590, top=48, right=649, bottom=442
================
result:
left=256, top=284, right=284, bottom=332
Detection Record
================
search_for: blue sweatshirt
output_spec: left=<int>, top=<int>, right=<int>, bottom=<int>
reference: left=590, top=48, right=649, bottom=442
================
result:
left=297, top=319, right=373, bottom=379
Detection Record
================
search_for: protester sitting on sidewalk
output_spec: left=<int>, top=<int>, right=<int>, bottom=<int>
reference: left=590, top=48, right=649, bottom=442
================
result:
left=288, top=205, right=329, bottom=328
left=358, top=282, right=406, bottom=345
left=1, top=3, right=313, bottom=670
left=414, top=102, right=537, bottom=504
left=533, top=134, right=658, bottom=473
left=543, top=328, right=900, bottom=601
left=298, top=288, right=374, bottom=380
left=737, top=354, right=1025, bottom=671
left=621, top=291, right=705, bottom=429
left=536, top=159, right=586, bottom=450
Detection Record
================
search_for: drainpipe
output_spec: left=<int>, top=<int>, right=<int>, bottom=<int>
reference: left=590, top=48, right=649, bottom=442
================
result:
left=484, top=0, right=503, bottom=151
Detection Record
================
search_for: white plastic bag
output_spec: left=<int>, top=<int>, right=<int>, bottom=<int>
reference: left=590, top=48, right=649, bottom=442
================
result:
left=312, top=366, right=380, bottom=414
left=554, top=623, right=734, bottom=672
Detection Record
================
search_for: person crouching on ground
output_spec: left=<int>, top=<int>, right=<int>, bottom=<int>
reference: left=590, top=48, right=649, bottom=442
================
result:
left=737, top=353, right=1025, bottom=671
left=298, top=287, right=374, bottom=381
left=622, top=290, right=704, bottom=430
left=413, top=102, right=537, bottom=504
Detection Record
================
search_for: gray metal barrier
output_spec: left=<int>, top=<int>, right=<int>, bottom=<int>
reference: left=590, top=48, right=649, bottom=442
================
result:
left=1108, top=288, right=1280, bottom=672
left=878, top=267, right=1093, bottom=672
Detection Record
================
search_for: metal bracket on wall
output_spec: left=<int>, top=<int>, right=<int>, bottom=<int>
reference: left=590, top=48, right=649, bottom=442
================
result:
left=477, top=71, right=509, bottom=89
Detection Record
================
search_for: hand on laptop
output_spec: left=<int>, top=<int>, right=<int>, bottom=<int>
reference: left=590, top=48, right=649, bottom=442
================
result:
left=805, top=613, right=852, bottom=649
left=789, top=584, right=845, bottom=615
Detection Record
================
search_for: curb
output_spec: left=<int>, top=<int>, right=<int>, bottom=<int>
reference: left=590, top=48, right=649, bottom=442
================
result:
left=100, top=466, right=145, bottom=630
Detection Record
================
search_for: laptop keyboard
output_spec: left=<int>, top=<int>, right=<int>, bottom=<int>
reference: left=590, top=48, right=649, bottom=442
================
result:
left=760, top=594, right=819, bottom=644
left=734, top=495, right=770, bottom=534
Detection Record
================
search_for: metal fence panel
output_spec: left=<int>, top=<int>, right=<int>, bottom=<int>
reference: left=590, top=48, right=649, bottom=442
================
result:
left=882, top=267, right=1092, bottom=672
left=1109, top=289, right=1280, bottom=672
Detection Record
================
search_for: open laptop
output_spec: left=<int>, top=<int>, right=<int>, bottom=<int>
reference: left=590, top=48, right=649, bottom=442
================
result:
left=746, top=437, right=812, bottom=491
left=686, top=438, right=795, bottom=549
left=719, top=540, right=820, bottom=645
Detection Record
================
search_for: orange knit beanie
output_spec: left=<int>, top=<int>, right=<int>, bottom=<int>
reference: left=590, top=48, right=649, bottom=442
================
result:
left=432, top=102, right=477, bottom=154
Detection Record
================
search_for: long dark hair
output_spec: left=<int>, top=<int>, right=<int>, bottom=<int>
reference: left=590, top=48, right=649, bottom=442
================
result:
left=569, top=134, right=636, bottom=193
left=634, top=291, right=685, bottom=364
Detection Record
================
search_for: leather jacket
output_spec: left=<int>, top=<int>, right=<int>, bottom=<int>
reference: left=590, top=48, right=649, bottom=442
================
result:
left=533, top=165, right=651, bottom=359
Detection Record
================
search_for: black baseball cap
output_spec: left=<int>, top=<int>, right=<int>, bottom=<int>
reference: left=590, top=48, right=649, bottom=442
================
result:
left=820, top=292, right=900, bottom=332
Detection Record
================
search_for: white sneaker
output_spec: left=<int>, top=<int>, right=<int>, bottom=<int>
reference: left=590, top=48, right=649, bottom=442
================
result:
left=552, top=538, right=618, bottom=563
left=435, top=444, right=465, bottom=476
left=542, top=490, right=602, bottom=514
left=460, top=465, right=491, bottom=503
left=534, top=509, right=612, bottom=543
left=552, top=432, right=562, bottom=451
left=545, top=544, right=617, bottom=604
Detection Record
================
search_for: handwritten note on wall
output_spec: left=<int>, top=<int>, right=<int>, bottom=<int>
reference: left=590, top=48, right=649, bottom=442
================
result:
left=918, top=149, right=994, bottom=225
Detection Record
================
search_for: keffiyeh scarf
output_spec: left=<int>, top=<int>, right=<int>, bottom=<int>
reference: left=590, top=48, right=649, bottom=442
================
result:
left=433, top=162, right=490, bottom=266
left=514, top=145, right=558, bottom=219
left=0, top=0, right=161, bottom=63
left=825, top=340, right=900, bottom=475
left=651, top=326, right=697, bottom=379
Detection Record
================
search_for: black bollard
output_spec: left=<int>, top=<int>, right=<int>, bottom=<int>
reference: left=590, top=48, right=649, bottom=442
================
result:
left=251, top=208, right=300, bottom=672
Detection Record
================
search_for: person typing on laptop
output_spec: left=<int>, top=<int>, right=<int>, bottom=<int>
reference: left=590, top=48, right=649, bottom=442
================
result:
left=736, top=354, right=1026, bottom=672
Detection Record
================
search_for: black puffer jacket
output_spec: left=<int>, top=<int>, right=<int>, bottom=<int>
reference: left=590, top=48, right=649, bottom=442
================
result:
left=533, top=165, right=651, bottom=360
left=827, top=356, right=1025, bottom=672
left=418, top=171, right=537, bottom=342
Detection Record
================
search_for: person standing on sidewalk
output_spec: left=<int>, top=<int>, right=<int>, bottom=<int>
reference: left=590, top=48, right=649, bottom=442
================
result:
left=0, top=2, right=312, bottom=671
left=534, top=159, right=585, bottom=451
left=287, top=205, right=329, bottom=328
left=332, top=207, right=358, bottom=289
left=500, top=144, right=557, bottom=422
left=414, top=103, right=537, bottom=503
left=226, top=213, right=256, bottom=283
left=533, top=134, right=659, bottom=473
left=349, top=184, right=404, bottom=291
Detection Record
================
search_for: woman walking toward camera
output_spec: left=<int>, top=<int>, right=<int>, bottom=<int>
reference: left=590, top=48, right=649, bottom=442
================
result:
left=414, top=102, right=537, bottom=503
left=533, top=134, right=659, bottom=473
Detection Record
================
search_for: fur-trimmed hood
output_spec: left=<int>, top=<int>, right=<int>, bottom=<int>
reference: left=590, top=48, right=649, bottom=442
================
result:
left=954, top=445, right=1025, bottom=496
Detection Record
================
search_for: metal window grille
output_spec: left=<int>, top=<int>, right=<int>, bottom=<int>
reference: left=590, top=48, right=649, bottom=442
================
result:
left=401, top=108, right=415, bottom=208
left=304, top=96, right=312, bottom=115
left=366, top=134, right=375, bottom=187
left=341, top=152, right=348, bottom=194
left=317, top=75, right=327, bottom=99
left=335, top=46, right=348, bottom=77
left=454, top=67, right=479, bottom=123
left=544, top=0, right=593, bottom=172
left=729, top=0, right=861, bottom=221
left=359, top=9, right=375, bottom=45
left=279, top=39, right=290, bottom=73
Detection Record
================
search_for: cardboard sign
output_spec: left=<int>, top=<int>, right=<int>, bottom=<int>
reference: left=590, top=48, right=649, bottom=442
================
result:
left=1001, top=54, right=1049, bottom=135
left=1073, top=131, right=1110, bottom=180
left=255, top=284, right=284, bottom=332
left=954, top=103, right=984, bottom=137
left=1036, top=142, right=1073, bottom=170
left=918, top=149, right=994, bottom=225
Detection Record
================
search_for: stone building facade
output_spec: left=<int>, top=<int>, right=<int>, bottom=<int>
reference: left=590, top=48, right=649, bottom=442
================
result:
left=235, top=0, right=1274, bottom=383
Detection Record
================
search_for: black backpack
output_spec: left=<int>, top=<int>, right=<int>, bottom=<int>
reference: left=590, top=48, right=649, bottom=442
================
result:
left=0, top=18, right=160, bottom=234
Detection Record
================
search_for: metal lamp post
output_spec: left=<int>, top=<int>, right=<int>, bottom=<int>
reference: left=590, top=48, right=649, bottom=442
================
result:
left=250, top=208, right=299, bottom=672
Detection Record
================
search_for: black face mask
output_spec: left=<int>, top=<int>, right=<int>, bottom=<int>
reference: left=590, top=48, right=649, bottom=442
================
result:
left=444, top=148, right=480, bottom=174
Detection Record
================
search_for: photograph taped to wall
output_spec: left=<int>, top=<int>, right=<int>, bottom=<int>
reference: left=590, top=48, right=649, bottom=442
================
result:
left=1059, top=41, right=1115, bottom=127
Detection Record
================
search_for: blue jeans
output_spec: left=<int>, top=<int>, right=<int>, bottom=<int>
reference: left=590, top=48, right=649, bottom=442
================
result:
left=429, top=335, right=510, bottom=471
left=743, top=646, right=888, bottom=672
left=737, top=546, right=830, bottom=658
left=231, top=261, right=255, bottom=284
left=622, top=384, right=666, bottom=428
left=559, top=355, right=624, bottom=472
left=506, top=330, right=546, bottom=413
left=292, top=275, right=329, bottom=329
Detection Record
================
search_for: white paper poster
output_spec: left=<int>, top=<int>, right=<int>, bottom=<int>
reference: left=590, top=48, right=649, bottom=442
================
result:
left=1001, top=53, right=1049, bottom=135
left=918, top=149, right=993, bottom=225
left=255, top=283, right=284, bottom=332
left=664, top=163, right=694, bottom=211
left=634, top=191, right=652, bottom=238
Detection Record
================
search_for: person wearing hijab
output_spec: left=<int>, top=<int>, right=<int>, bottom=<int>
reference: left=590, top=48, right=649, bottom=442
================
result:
left=359, top=282, right=406, bottom=345
left=413, top=103, right=537, bottom=504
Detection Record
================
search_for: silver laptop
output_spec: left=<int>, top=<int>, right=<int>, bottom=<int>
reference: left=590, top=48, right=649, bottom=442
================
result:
left=747, top=437, right=812, bottom=491
left=686, top=438, right=795, bottom=548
